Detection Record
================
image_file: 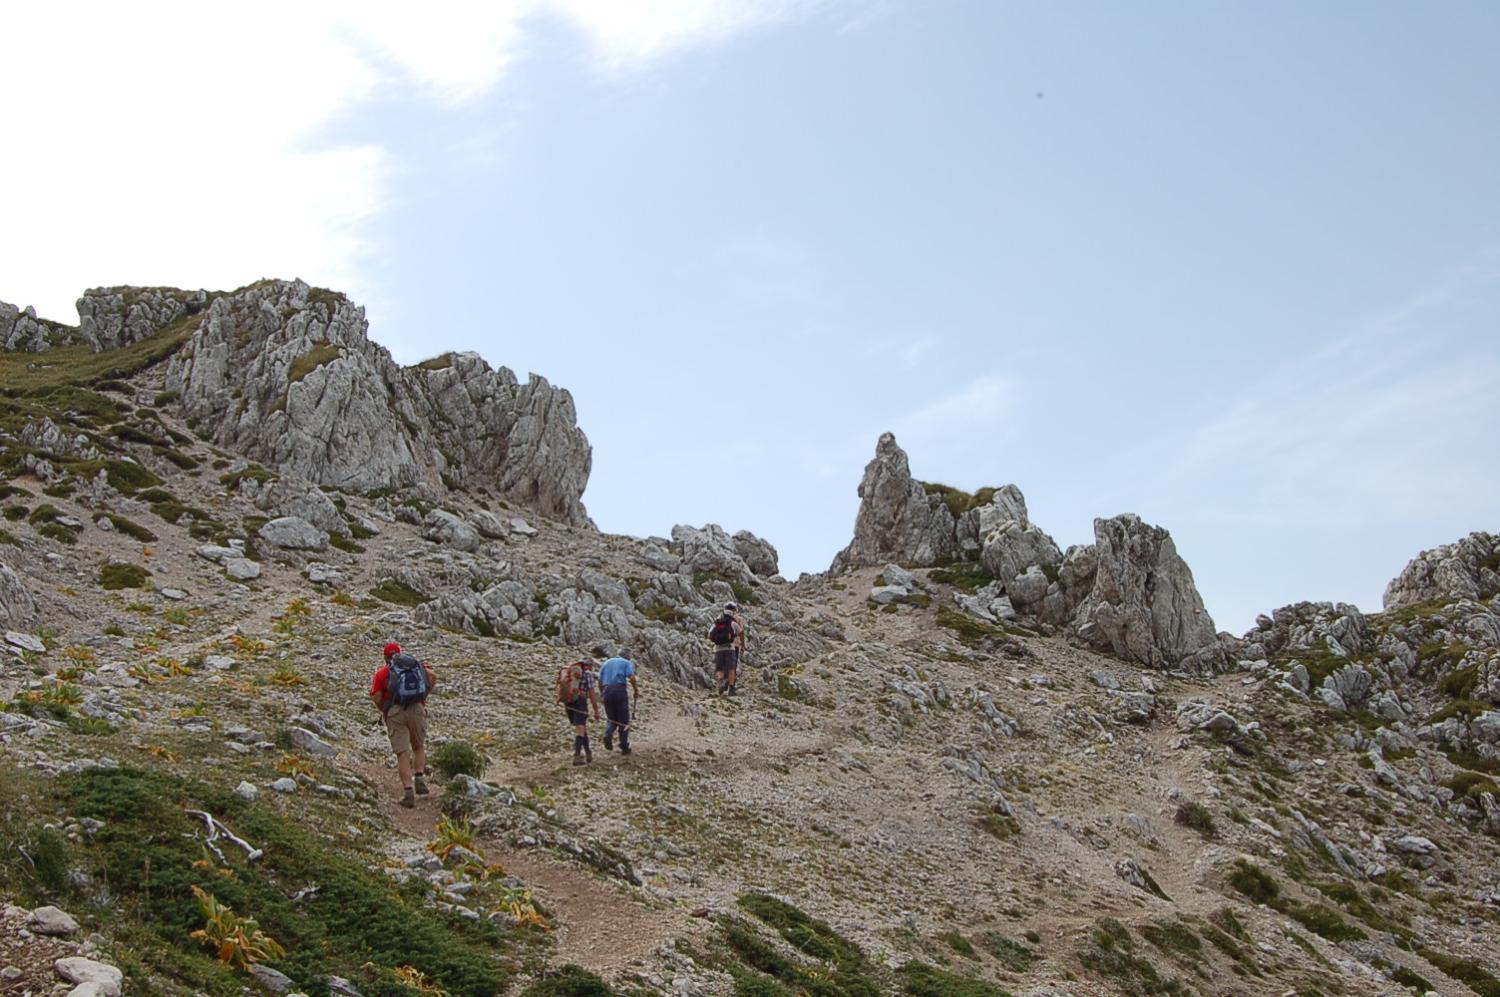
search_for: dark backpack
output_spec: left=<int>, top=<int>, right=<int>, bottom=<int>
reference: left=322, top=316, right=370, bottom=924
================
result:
left=709, top=615, right=735, bottom=646
left=387, top=653, right=429, bottom=707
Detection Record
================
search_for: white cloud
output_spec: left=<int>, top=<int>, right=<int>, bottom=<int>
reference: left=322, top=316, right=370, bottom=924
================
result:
left=891, top=372, right=1015, bottom=446
left=0, top=1, right=837, bottom=322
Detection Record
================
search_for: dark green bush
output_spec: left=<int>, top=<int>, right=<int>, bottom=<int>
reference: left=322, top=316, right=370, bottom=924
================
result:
left=99, top=563, right=151, bottom=590
left=1228, top=861, right=1280, bottom=906
left=430, top=741, right=486, bottom=780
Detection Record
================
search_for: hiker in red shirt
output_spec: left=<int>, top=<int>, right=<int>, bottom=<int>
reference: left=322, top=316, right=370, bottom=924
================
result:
left=370, top=641, right=436, bottom=808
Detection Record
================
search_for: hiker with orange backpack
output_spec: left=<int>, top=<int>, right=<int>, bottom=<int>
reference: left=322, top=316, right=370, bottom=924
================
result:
left=556, top=658, right=602, bottom=765
left=369, top=641, right=437, bottom=807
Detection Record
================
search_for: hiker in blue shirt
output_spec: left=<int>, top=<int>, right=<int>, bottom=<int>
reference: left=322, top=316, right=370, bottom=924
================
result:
left=599, top=649, right=639, bottom=755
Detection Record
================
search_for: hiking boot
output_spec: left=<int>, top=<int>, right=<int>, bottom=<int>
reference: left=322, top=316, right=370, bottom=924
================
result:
left=400, top=788, right=416, bottom=808
left=604, top=732, right=613, bottom=751
left=572, top=755, right=585, bottom=766
left=620, top=746, right=632, bottom=756
left=414, top=775, right=429, bottom=795
left=585, top=745, right=593, bottom=763
left=727, top=686, right=737, bottom=697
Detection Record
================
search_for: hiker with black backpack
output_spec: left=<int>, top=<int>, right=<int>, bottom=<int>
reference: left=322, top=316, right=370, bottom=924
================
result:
left=708, top=602, right=745, bottom=695
left=556, top=657, right=602, bottom=765
left=369, top=641, right=436, bottom=808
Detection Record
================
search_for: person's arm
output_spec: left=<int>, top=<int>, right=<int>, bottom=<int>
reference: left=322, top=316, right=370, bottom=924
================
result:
left=424, top=664, right=437, bottom=693
left=589, top=683, right=602, bottom=718
left=629, top=673, right=639, bottom=700
left=735, top=620, right=746, bottom=652
left=369, top=669, right=387, bottom=711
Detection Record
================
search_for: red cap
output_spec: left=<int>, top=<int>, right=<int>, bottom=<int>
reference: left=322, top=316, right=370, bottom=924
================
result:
left=383, top=642, right=401, bottom=659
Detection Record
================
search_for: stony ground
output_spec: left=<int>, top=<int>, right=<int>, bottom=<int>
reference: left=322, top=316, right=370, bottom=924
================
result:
left=3, top=368, right=1500, bottom=996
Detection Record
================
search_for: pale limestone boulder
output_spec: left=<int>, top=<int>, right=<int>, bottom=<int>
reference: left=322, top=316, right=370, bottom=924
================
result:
left=1073, top=514, right=1222, bottom=671
left=422, top=510, right=480, bottom=552
left=258, top=516, right=328, bottom=551
left=733, top=530, right=779, bottom=577
left=830, top=433, right=955, bottom=571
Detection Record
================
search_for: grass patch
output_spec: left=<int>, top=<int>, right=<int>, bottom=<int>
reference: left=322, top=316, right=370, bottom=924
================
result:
left=936, top=607, right=1006, bottom=645
left=1445, top=747, right=1500, bottom=776
left=328, top=533, right=365, bottom=554
left=1288, top=904, right=1366, bottom=942
left=1445, top=771, right=1500, bottom=799
left=979, top=933, right=1034, bottom=972
left=1138, top=921, right=1201, bottom=963
left=898, top=962, right=1013, bottom=997
left=370, top=579, right=429, bottom=606
left=37, top=522, right=79, bottom=544
left=105, top=514, right=157, bottom=542
left=17, top=768, right=516, bottom=996
left=99, top=563, right=151, bottom=590
left=694, top=571, right=759, bottom=607
left=287, top=342, right=344, bottom=384
left=642, top=604, right=686, bottom=625
left=219, top=466, right=279, bottom=489
left=940, top=931, right=977, bottom=959
left=729, top=894, right=879, bottom=997
left=1416, top=947, right=1500, bottom=997
left=1077, top=918, right=1181, bottom=995
left=928, top=563, right=994, bottom=593
left=919, top=481, right=999, bottom=519
left=0, top=311, right=201, bottom=392
left=1200, top=924, right=1260, bottom=977
left=414, top=352, right=457, bottom=371
left=1430, top=699, right=1492, bottom=723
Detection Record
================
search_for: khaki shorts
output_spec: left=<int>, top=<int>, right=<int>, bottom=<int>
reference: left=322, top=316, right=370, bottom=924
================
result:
left=384, top=702, right=427, bottom=755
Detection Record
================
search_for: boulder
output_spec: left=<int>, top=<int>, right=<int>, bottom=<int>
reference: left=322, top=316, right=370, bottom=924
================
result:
left=423, top=510, right=480, bottom=552
left=257, top=516, right=328, bottom=551
left=734, top=530, right=780, bottom=577
left=1320, top=664, right=1374, bottom=713
left=0, top=560, right=35, bottom=628
left=28, top=905, right=79, bottom=936
left=234, top=474, right=349, bottom=537
left=75, top=285, right=207, bottom=351
left=829, top=433, right=956, bottom=571
left=289, top=727, right=338, bottom=757
left=673, top=524, right=754, bottom=584
left=54, top=958, right=123, bottom=996
left=1073, top=514, right=1222, bottom=671
left=955, top=484, right=1030, bottom=552
left=1, top=299, right=72, bottom=351
left=225, top=558, right=262, bottom=581
left=469, top=510, right=510, bottom=539
left=1383, top=531, right=1500, bottom=610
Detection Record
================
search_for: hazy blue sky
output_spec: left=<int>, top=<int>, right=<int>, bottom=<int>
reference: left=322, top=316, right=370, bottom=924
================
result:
left=6, top=2, right=1498, bottom=632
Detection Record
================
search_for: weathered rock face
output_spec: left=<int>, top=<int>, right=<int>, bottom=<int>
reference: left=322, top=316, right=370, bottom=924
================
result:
left=75, top=286, right=208, bottom=351
left=1383, top=531, right=1500, bottom=610
left=830, top=433, right=956, bottom=571
left=1073, top=514, right=1222, bottom=671
left=733, top=530, right=780, bottom=578
left=1, top=301, right=72, bottom=351
left=0, top=559, right=35, bottom=627
left=162, top=280, right=591, bottom=526
left=672, top=524, right=755, bottom=584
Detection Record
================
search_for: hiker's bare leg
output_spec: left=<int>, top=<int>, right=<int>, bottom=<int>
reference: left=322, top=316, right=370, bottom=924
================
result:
left=412, top=740, right=427, bottom=780
left=396, top=749, right=414, bottom=789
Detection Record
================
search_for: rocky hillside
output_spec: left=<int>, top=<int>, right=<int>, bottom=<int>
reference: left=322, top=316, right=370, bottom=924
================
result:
left=2, top=282, right=1500, bottom=997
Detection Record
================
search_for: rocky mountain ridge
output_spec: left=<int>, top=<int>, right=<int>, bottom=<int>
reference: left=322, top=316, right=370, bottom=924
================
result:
left=1, top=280, right=1499, bottom=997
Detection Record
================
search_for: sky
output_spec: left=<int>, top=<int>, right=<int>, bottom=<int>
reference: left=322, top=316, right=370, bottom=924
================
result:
left=4, top=1, right=1498, bottom=634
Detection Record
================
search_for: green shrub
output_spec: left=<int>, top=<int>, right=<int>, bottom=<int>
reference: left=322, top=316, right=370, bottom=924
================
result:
left=106, top=514, right=157, bottom=543
left=1390, top=965, right=1432, bottom=993
left=1077, top=918, right=1180, bottom=995
left=1139, top=921, right=1201, bottom=962
left=3, top=505, right=29, bottom=521
left=99, top=563, right=151, bottom=590
left=430, top=741, right=486, bottom=780
left=1173, top=802, right=1216, bottom=840
left=329, top=533, right=365, bottom=554
left=941, top=931, right=976, bottom=959
left=1444, top=771, right=1500, bottom=799
left=1228, top=861, right=1280, bottom=906
left=520, top=965, right=616, bottom=997
left=979, top=933, right=1034, bottom=971
left=370, top=579, right=428, bottom=606
left=38, top=523, right=79, bottom=545
left=27, top=503, right=65, bottom=525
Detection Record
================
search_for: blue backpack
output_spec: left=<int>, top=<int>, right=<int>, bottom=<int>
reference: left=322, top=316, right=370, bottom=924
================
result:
left=386, top=653, right=429, bottom=708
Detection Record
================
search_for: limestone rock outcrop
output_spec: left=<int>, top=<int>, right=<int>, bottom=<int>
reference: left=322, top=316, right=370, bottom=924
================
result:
left=1073, top=514, right=1223, bottom=671
left=1, top=301, right=71, bottom=351
left=75, top=286, right=208, bottom=351
left=829, top=433, right=956, bottom=571
left=160, top=280, right=591, bottom=526
left=0, top=559, right=35, bottom=627
left=1383, top=531, right=1500, bottom=610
